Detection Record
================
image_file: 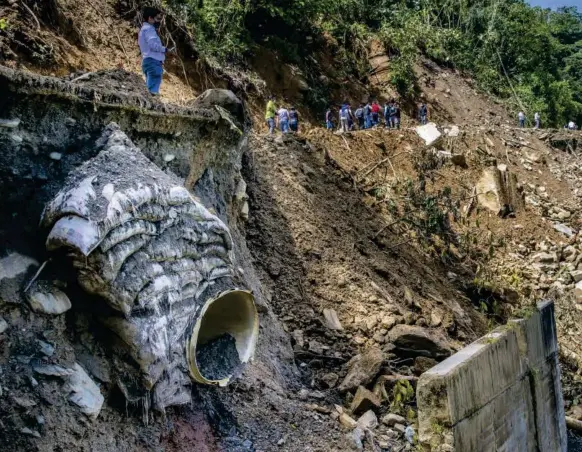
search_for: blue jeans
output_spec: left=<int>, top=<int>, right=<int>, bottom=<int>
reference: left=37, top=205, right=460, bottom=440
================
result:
left=371, top=113, right=379, bottom=125
left=420, top=115, right=427, bottom=125
left=290, top=120, right=298, bottom=132
left=267, top=118, right=275, bottom=134
left=280, top=119, right=289, bottom=133
left=519, top=119, right=525, bottom=128
left=326, top=120, right=333, bottom=130
left=365, top=115, right=371, bottom=129
left=142, top=58, right=163, bottom=94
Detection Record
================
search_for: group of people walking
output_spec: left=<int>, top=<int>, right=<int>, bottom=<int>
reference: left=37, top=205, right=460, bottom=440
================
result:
left=331, top=100, right=402, bottom=132
left=324, top=101, right=428, bottom=132
left=518, top=111, right=578, bottom=130
left=265, top=97, right=300, bottom=134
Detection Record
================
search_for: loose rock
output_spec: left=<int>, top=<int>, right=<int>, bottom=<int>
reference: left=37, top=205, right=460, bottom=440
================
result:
left=388, top=325, right=451, bottom=359
left=339, top=412, right=358, bottom=429
left=0, top=118, right=21, bottom=128
left=382, top=413, right=406, bottom=427
left=350, top=386, right=381, bottom=415
left=357, top=410, right=378, bottom=430
left=339, top=348, right=384, bottom=392
left=321, top=372, right=339, bottom=388
left=13, top=396, right=36, bottom=408
left=21, top=427, right=41, bottom=438
left=0, top=317, right=8, bottom=334
left=65, top=363, right=104, bottom=419
left=347, top=427, right=364, bottom=450
left=323, top=308, right=343, bottom=330
left=26, top=281, right=72, bottom=315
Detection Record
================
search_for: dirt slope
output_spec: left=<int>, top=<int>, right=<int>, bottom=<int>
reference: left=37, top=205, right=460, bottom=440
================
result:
left=3, top=1, right=582, bottom=450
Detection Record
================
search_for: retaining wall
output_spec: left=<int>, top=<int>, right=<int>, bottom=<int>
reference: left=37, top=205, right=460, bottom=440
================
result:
left=417, top=300, right=567, bottom=451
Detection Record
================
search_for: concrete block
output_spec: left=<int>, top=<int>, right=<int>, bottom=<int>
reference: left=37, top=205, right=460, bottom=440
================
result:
left=416, top=123, right=442, bottom=146
left=530, top=357, right=567, bottom=451
left=418, top=328, right=525, bottom=426
left=417, top=300, right=566, bottom=451
left=453, top=378, right=536, bottom=452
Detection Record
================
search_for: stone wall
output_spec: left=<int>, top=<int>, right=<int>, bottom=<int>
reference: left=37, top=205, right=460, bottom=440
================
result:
left=417, top=300, right=566, bottom=451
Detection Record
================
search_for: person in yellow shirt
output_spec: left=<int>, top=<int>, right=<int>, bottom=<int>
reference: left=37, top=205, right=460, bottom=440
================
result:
left=265, top=96, right=277, bottom=135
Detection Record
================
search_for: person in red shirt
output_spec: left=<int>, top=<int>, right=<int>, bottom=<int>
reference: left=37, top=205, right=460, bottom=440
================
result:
left=371, top=101, right=381, bottom=126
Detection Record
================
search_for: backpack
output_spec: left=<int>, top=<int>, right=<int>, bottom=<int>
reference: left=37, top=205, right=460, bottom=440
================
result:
left=290, top=110, right=298, bottom=121
left=355, top=108, right=364, bottom=119
left=364, top=105, right=371, bottom=115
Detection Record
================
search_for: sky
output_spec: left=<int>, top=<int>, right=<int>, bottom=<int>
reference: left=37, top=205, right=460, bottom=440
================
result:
left=527, top=0, right=582, bottom=9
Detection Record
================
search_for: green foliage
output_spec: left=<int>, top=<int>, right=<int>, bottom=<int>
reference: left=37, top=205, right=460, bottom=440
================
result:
left=161, top=0, right=582, bottom=125
left=164, top=0, right=250, bottom=62
left=390, top=379, right=415, bottom=414
left=0, top=18, right=7, bottom=31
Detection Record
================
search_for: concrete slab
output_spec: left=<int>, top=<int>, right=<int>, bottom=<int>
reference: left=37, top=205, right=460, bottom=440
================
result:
left=417, top=301, right=566, bottom=452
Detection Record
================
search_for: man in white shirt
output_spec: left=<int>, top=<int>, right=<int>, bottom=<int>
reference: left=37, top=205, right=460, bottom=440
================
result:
left=534, top=112, right=540, bottom=129
left=138, top=7, right=172, bottom=95
left=277, top=106, right=290, bottom=133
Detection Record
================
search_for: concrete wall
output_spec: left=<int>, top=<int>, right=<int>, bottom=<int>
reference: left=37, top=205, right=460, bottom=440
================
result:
left=417, top=301, right=567, bottom=452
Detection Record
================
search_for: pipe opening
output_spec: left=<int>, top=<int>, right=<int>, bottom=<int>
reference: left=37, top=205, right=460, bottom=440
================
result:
left=187, top=289, right=258, bottom=386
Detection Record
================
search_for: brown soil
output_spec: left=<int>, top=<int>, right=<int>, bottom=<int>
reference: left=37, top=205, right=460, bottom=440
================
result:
left=65, top=68, right=156, bottom=99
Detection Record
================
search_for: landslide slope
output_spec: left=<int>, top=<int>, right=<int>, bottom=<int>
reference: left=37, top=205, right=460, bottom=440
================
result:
left=2, top=1, right=582, bottom=451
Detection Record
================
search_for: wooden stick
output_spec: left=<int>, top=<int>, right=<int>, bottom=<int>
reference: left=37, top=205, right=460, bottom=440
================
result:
left=24, top=260, right=49, bottom=293
left=21, top=1, right=41, bottom=31
left=70, top=72, right=94, bottom=83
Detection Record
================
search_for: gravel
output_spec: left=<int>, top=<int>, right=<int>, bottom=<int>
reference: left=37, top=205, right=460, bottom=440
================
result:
left=196, top=333, right=241, bottom=381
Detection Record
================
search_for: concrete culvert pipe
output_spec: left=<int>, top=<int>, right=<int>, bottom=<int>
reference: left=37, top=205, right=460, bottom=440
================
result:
left=40, top=124, right=259, bottom=410
left=187, top=289, right=258, bottom=386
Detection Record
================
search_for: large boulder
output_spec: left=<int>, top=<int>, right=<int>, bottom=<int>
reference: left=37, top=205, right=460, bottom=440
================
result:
left=189, top=89, right=244, bottom=125
left=475, top=165, right=524, bottom=216
left=388, top=325, right=451, bottom=359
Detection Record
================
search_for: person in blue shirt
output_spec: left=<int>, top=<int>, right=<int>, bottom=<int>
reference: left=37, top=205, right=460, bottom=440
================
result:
left=138, top=7, right=173, bottom=95
left=325, top=107, right=334, bottom=131
left=289, top=107, right=299, bottom=132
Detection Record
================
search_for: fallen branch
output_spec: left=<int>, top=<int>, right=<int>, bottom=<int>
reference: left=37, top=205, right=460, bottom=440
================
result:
left=373, top=218, right=401, bottom=239
left=504, top=138, right=538, bottom=151
left=70, top=72, right=94, bottom=83
left=358, top=151, right=407, bottom=181
left=21, top=1, right=41, bottom=31
left=24, top=260, right=49, bottom=293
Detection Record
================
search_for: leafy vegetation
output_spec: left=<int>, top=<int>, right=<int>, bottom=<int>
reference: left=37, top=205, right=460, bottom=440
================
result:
left=163, top=0, right=582, bottom=125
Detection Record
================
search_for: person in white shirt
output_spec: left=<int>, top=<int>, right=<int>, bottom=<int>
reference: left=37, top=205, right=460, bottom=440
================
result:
left=138, top=7, right=173, bottom=95
left=518, top=111, right=526, bottom=128
left=277, top=107, right=290, bottom=133
left=534, top=112, right=540, bottom=129
left=568, top=121, right=576, bottom=130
